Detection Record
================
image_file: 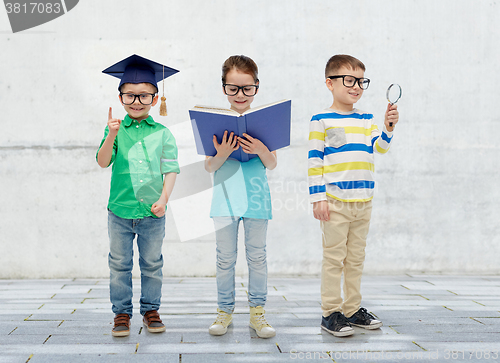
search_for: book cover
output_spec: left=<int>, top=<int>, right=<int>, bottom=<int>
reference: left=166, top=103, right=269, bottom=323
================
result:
left=189, top=99, right=291, bottom=162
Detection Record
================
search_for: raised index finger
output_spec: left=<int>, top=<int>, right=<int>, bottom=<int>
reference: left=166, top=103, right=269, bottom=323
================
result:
left=108, top=107, right=113, bottom=121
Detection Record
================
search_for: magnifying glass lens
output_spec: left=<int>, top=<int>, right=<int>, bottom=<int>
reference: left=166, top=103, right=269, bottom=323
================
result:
left=387, top=84, right=402, bottom=104
left=386, top=84, right=402, bottom=127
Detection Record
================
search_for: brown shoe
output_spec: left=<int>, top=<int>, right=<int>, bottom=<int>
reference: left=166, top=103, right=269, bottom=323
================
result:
left=143, top=310, right=166, bottom=333
left=112, top=313, right=130, bottom=337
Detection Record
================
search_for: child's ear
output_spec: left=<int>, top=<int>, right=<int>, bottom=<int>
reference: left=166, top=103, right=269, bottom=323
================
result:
left=118, top=94, right=124, bottom=105
left=151, top=94, right=159, bottom=106
left=325, top=78, right=334, bottom=91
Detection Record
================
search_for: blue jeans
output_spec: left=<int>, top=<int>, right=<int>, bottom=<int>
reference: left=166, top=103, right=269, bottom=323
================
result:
left=213, top=217, right=268, bottom=313
left=108, top=210, right=165, bottom=317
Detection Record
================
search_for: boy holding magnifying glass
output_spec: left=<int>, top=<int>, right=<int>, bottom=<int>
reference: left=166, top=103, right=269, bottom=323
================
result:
left=308, top=54, right=399, bottom=337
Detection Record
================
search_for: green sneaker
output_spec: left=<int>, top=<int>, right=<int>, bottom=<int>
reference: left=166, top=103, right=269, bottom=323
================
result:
left=209, top=309, right=233, bottom=336
left=249, top=306, right=276, bottom=338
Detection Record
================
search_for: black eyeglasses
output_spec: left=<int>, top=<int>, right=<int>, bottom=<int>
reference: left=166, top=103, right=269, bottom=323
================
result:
left=327, top=75, right=370, bottom=90
left=223, top=84, right=259, bottom=97
left=120, top=93, right=156, bottom=105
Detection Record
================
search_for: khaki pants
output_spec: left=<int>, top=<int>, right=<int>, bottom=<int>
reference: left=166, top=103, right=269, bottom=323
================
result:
left=320, top=197, right=372, bottom=318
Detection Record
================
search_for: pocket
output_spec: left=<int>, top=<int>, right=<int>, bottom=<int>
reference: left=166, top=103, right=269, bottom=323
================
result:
left=325, top=128, right=347, bottom=148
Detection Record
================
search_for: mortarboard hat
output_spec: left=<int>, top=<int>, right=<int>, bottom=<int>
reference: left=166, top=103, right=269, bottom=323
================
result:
left=102, top=54, right=179, bottom=116
left=102, top=54, right=179, bottom=92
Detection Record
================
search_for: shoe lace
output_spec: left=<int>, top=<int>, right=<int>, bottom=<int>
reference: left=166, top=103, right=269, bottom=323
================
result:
left=333, top=312, right=350, bottom=325
left=214, top=311, right=230, bottom=324
left=356, top=307, right=374, bottom=321
left=252, top=314, right=271, bottom=329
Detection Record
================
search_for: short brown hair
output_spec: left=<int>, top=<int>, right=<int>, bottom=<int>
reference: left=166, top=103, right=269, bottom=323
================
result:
left=325, top=54, right=365, bottom=78
left=222, top=55, right=259, bottom=83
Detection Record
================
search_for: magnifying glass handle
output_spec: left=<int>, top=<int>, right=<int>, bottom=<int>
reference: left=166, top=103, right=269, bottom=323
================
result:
left=388, top=102, right=394, bottom=127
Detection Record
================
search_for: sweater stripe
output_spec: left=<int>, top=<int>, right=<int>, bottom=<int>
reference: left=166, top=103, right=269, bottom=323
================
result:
left=308, top=109, right=392, bottom=203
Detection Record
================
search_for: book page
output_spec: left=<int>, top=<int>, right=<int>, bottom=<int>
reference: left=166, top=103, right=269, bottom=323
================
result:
left=242, top=99, right=290, bottom=115
left=192, top=105, right=240, bottom=116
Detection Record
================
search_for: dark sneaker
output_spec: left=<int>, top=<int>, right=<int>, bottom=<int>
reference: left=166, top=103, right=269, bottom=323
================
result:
left=112, top=313, right=130, bottom=337
left=321, top=312, right=354, bottom=337
left=143, top=310, right=166, bottom=333
left=347, top=307, right=383, bottom=329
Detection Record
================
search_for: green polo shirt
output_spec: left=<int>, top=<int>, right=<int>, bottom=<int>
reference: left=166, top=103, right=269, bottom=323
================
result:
left=97, top=114, right=180, bottom=219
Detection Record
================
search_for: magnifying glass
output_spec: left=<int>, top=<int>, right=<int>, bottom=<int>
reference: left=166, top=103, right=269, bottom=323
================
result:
left=386, top=84, right=402, bottom=127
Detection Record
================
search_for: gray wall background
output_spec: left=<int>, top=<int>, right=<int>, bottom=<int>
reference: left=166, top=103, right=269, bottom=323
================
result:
left=1, top=0, right=498, bottom=278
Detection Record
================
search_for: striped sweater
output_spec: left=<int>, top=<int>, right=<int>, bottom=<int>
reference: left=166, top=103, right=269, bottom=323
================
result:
left=308, top=108, right=393, bottom=203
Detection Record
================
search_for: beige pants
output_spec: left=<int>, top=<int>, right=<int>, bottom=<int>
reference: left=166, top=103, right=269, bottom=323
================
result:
left=320, top=197, right=372, bottom=318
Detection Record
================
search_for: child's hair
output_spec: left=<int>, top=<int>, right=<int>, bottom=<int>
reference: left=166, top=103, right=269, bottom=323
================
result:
left=222, top=55, right=259, bottom=83
left=325, top=54, right=365, bottom=78
left=119, top=82, right=158, bottom=93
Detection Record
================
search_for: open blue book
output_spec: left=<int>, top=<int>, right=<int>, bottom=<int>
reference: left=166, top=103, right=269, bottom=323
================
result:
left=189, top=99, right=291, bottom=162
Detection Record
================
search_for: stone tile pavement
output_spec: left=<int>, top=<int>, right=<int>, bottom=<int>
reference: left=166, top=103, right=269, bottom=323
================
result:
left=1, top=275, right=499, bottom=362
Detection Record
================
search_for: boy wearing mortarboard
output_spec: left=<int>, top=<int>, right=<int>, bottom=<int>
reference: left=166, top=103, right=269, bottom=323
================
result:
left=97, top=55, right=180, bottom=337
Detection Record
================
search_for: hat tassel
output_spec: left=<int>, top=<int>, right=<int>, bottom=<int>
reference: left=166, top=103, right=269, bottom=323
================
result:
left=160, top=96, right=167, bottom=116
left=159, top=66, right=167, bottom=116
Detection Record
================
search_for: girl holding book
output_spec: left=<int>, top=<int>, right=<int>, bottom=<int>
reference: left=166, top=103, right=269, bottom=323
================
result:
left=204, top=55, right=277, bottom=338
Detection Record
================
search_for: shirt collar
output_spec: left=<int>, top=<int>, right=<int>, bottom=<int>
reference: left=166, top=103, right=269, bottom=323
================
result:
left=123, top=114, right=156, bottom=127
